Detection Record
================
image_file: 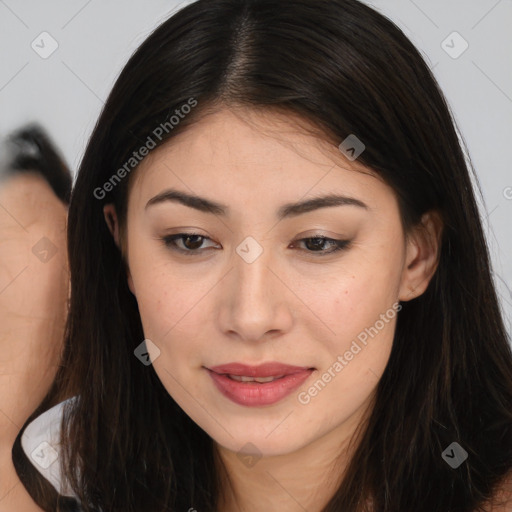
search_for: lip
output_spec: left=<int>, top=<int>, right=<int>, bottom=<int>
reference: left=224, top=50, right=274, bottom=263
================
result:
left=206, top=362, right=315, bottom=407
left=208, top=362, right=311, bottom=377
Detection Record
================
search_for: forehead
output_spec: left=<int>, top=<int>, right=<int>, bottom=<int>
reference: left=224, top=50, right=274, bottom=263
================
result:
left=127, top=107, right=390, bottom=213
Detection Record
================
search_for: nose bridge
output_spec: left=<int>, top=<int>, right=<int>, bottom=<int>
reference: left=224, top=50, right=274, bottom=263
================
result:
left=220, top=235, right=291, bottom=340
left=233, top=235, right=273, bottom=305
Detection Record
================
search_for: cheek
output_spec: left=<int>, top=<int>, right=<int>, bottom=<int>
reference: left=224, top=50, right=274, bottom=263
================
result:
left=297, top=248, right=402, bottom=343
left=300, top=281, right=398, bottom=428
left=297, top=247, right=402, bottom=394
left=131, top=263, right=215, bottom=366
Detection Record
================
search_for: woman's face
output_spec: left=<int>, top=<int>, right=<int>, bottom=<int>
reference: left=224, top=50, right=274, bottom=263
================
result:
left=105, top=107, right=438, bottom=459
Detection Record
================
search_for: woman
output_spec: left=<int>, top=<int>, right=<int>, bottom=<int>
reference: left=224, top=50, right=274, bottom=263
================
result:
left=12, top=0, right=512, bottom=510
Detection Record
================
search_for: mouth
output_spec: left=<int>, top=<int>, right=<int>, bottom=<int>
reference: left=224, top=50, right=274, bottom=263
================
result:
left=205, top=362, right=315, bottom=407
left=207, top=361, right=314, bottom=378
left=224, top=374, right=285, bottom=383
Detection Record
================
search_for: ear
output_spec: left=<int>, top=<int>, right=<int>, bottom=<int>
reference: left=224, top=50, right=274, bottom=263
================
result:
left=103, top=203, right=120, bottom=247
left=398, top=210, right=443, bottom=302
left=102, top=204, right=135, bottom=295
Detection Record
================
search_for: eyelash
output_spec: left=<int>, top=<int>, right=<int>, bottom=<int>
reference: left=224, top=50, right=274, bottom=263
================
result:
left=160, top=232, right=351, bottom=257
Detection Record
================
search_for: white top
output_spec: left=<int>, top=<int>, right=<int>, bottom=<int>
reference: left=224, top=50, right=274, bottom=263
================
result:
left=20, top=396, right=79, bottom=499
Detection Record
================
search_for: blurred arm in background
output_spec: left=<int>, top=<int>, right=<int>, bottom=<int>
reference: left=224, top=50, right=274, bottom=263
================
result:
left=0, top=125, right=71, bottom=512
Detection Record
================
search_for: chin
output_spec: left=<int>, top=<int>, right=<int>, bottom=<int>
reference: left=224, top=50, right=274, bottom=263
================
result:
left=212, top=427, right=308, bottom=459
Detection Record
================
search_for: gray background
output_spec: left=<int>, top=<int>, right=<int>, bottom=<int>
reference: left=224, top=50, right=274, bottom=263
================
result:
left=0, top=0, right=510, bottom=337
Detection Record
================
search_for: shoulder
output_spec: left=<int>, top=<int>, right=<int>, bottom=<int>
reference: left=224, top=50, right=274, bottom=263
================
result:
left=19, top=396, right=79, bottom=499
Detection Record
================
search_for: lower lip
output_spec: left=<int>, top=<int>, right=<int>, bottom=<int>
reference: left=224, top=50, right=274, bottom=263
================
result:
left=206, top=368, right=314, bottom=406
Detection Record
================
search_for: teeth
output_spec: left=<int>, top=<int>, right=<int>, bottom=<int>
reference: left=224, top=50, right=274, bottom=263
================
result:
left=228, top=374, right=285, bottom=383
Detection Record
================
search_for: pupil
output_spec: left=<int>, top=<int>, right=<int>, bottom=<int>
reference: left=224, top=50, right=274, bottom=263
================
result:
left=184, top=235, right=203, bottom=250
left=306, top=238, right=325, bottom=251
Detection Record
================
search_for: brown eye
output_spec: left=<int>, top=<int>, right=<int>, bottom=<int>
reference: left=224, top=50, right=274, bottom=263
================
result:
left=293, top=236, right=351, bottom=255
left=161, top=233, right=218, bottom=254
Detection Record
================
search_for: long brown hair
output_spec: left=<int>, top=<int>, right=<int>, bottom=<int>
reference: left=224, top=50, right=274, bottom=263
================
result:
left=13, top=0, right=512, bottom=510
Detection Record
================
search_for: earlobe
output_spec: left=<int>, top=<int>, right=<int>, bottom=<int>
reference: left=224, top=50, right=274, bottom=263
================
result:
left=398, top=210, right=443, bottom=302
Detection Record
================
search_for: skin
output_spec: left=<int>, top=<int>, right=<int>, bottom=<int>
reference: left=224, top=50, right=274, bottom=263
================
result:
left=0, top=172, right=68, bottom=512
left=104, top=106, right=443, bottom=512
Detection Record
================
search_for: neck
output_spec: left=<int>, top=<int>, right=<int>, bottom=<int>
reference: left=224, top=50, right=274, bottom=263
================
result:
left=213, top=397, right=373, bottom=512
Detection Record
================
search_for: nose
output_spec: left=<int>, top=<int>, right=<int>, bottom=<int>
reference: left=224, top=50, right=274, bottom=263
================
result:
left=217, top=243, right=294, bottom=343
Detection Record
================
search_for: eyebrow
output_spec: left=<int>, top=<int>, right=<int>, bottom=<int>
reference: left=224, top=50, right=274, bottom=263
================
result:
left=145, top=188, right=368, bottom=219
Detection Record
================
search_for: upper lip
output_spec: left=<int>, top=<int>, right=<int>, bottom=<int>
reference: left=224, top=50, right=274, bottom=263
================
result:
left=207, top=362, right=314, bottom=378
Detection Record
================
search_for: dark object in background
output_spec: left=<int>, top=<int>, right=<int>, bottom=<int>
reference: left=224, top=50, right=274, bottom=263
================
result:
left=0, top=123, right=72, bottom=204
